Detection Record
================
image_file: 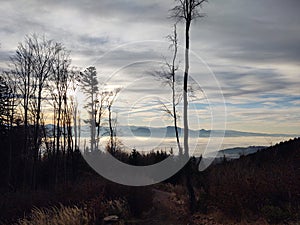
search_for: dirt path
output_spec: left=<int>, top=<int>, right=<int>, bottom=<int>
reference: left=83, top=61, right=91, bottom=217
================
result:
left=141, top=189, right=228, bottom=225
left=142, top=189, right=187, bottom=225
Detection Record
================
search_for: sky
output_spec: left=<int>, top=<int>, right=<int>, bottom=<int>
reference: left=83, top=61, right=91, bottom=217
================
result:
left=0, top=0, right=300, bottom=135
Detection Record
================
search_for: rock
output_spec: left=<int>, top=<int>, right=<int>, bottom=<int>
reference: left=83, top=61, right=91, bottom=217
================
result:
left=103, top=215, right=119, bottom=223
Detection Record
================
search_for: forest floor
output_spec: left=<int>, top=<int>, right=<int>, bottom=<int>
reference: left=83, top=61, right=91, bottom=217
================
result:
left=4, top=184, right=297, bottom=225
left=138, top=188, right=272, bottom=225
left=140, top=188, right=226, bottom=225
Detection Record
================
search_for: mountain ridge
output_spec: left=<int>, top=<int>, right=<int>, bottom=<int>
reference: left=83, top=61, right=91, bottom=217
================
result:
left=45, top=124, right=299, bottom=138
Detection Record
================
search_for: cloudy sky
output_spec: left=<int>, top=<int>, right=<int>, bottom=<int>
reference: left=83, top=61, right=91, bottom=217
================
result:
left=0, top=0, right=300, bottom=135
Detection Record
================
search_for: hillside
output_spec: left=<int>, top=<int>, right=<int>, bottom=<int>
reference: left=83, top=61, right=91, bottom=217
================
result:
left=197, top=137, right=300, bottom=223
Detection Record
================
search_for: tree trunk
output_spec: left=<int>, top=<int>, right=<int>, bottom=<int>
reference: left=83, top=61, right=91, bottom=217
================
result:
left=32, top=85, right=43, bottom=190
left=173, top=81, right=182, bottom=155
left=108, top=105, right=114, bottom=153
left=171, top=25, right=182, bottom=156
left=185, top=160, right=196, bottom=214
left=183, top=20, right=191, bottom=158
left=183, top=18, right=197, bottom=214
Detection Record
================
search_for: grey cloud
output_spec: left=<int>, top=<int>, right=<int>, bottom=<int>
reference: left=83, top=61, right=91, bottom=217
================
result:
left=192, top=0, right=300, bottom=64
left=1, top=0, right=299, bottom=133
left=215, top=69, right=299, bottom=98
left=12, top=0, right=170, bottom=23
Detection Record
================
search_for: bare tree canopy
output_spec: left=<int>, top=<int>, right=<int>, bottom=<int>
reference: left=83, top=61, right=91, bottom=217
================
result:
left=170, top=0, right=207, bottom=21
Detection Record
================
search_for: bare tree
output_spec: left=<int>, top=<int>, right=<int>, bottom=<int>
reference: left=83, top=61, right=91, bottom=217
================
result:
left=171, top=0, right=207, bottom=157
left=95, top=90, right=110, bottom=150
left=153, top=24, right=183, bottom=155
left=49, top=44, right=71, bottom=157
left=10, top=34, right=61, bottom=189
left=4, top=34, right=81, bottom=190
left=10, top=37, right=36, bottom=189
left=170, top=0, right=208, bottom=213
left=68, top=69, right=80, bottom=151
left=107, top=88, right=121, bottom=154
left=30, top=35, right=60, bottom=189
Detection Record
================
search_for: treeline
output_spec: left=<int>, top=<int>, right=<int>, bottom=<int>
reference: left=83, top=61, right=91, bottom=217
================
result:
left=0, top=34, right=121, bottom=192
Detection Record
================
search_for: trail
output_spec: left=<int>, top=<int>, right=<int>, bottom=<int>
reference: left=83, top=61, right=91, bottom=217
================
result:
left=141, top=189, right=233, bottom=225
left=142, top=189, right=187, bottom=225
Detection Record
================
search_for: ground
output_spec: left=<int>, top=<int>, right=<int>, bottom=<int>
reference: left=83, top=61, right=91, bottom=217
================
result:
left=140, top=188, right=273, bottom=225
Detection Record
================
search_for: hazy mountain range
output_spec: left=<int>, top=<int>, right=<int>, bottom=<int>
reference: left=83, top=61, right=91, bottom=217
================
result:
left=111, top=126, right=297, bottom=138
left=46, top=125, right=298, bottom=138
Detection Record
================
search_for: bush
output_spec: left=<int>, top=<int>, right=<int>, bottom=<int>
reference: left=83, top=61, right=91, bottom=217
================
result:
left=201, top=138, right=300, bottom=220
left=88, top=195, right=130, bottom=223
left=261, top=205, right=290, bottom=224
left=197, top=192, right=210, bottom=213
left=125, top=187, right=154, bottom=217
left=103, top=183, right=154, bottom=218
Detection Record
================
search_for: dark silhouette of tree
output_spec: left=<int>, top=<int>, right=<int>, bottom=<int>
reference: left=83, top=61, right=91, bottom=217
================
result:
left=170, top=0, right=208, bottom=213
left=95, top=90, right=110, bottom=150
left=0, top=75, right=11, bottom=129
left=30, top=35, right=59, bottom=190
left=1, top=71, right=19, bottom=191
left=10, top=36, right=36, bottom=189
left=6, top=34, right=80, bottom=190
left=10, top=34, right=61, bottom=189
left=50, top=44, right=71, bottom=157
left=107, top=88, right=121, bottom=154
left=49, top=46, right=79, bottom=185
left=0, top=74, right=13, bottom=190
left=80, top=66, right=99, bottom=152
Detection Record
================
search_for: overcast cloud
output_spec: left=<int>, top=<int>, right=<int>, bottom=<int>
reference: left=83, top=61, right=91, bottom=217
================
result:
left=0, top=0, right=299, bottom=135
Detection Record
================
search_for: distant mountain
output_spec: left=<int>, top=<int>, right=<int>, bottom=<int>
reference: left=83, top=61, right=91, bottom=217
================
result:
left=203, top=137, right=300, bottom=164
left=131, top=127, right=151, bottom=137
left=45, top=124, right=298, bottom=138
left=204, top=146, right=267, bottom=161
left=120, top=126, right=296, bottom=138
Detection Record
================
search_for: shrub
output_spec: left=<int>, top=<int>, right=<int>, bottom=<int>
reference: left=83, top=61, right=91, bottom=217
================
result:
left=197, top=192, right=210, bottom=213
left=125, top=187, right=154, bottom=217
left=103, top=183, right=154, bottom=218
left=261, top=205, right=290, bottom=224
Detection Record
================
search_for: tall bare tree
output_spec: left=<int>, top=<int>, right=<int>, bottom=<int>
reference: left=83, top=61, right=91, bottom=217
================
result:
left=68, top=69, right=80, bottom=151
left=30, top=35, right=59, bottom=190
left=10, top=37, right=36, bottom=189
left=49, top=44, right=71, bottom=184
left=50, top=44, right=71, bottom=154
left=171, top=0, right=207, bottom=157
left=9, top=34, right=73, bottom=189
left=10, top=34, right=60, bottom=189
left=153, top=24, right=182, bottom=155
left=171, top=0, right=208, bottom=213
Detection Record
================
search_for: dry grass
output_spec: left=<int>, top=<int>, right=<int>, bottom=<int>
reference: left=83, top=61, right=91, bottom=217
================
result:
left=17, top=204, right=92, bottom=225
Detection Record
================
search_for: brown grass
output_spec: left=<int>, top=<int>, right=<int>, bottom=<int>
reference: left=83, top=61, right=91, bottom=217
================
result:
left=17, top=204, right=92, bottom=225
